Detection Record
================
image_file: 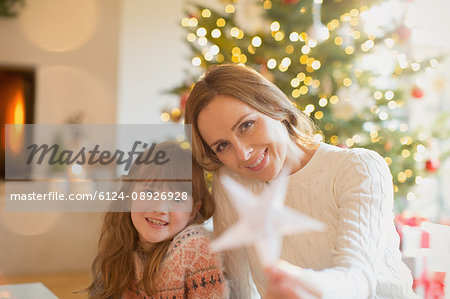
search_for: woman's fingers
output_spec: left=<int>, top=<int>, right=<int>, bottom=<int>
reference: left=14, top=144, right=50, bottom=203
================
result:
left=264, top=261, right=323, bottom=299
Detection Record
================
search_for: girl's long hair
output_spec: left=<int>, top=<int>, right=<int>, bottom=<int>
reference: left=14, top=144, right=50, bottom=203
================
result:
left=86, top=142, right=214, bottom=298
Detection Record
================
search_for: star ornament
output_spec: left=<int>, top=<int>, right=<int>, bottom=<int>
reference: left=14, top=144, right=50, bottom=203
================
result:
left=210, top=168, right=325, bottom=266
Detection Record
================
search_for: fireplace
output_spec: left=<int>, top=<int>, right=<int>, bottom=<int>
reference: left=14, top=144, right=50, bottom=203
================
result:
left=0, top=66, right=35, bottom=180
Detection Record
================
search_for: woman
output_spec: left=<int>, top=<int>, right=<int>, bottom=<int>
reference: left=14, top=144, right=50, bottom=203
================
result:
left=184, top=64, right=418, bottom=299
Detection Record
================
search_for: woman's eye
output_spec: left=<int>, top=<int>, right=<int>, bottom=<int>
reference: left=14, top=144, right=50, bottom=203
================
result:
left=215, top=142, right=228, bottom=153
left=240, top=120, right=254, bottom=131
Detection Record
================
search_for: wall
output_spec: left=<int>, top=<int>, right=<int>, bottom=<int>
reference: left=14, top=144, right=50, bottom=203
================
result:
left=0, top=0, right=120, bottom=276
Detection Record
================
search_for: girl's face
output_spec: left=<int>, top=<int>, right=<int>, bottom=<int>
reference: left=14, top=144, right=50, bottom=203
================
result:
left=130, top=184, right=197, bottom=248
left=197, top=95, right=299, bottom=182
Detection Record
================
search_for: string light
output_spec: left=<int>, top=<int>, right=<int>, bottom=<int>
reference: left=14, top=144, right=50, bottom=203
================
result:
left=292, top=89, right=301, bottom=98
left=388, top=101, right=398, bottom=109
left=216, top=18, right=226, bottom=27
left=417, top=144, right=425, bottom=153
left=198, top=37, right=207, bottom=46
left=352, top=31, right=361, bottom=39
left=252, top=36, right=262, bottom=47
left=267, top=58, right=277, bottom=69
left=216, top=54, right=224, bottom=62
left=274, top=31, right=285, bottom=41
left=181, top=18, right=190, bottom=27
left=373, top=91, right=382, bottom=100
left=304, top=104, right=315, bottom=115
left=415, top=176, right=424, bottom=184
left=161, top=112, right=170, bottom=122
left=352, top=135, right=362, bottom=143
left=270, top=21, right=280, bottom=32
left=285, top=45, right=294, bottom=54
left=319, top=98, right=328, bottom=107
left=297, top=72, right=306, bottom=81
left=312, top=79, right=320, bottom=88
left=202, top=9, right=211, bottom=18
left=204, top=52, right=213, bottom=61
left=189, top=18, right=198, bottom=27
left=343, top=78, right=352, bottom=86
left=196, top=27, right=207, bottom=37
left=308, top=39, right=318, bottom=48
left=411, top=63, right=420, bottom=72
left=398, top=172, right=407, bottom=183
left=385, top=91, right=394, bottom=100
left=304, top=76, right=313, bottom=86
left=299, top=55, right=308, bottom=64
left=230, top=27, right=240, bottom=37
left=291, top=78, right=301, bottom=88
left=209, top=45, right=219, bottom=55
left=345, top=46, right=354, bottom=54
left=301, top=45, right=311, bottom=54
left=263, top=0, right=272, bottom=9
left=187, top=33, right=196, bottom=42
left=379, top=111, right=388, bottom=120
left=384, top=157, right=392, bottom=165
left=311, top=60, right=321, bottom=70
left=211, top=29, right=221, bottom=38
left=330, top=95, right=339, bottom=104
left=402, top=149, right=410, bottom=158
left=225, top=4, right=235, bottom=13
left=330, top=135, right=339, bottom=144
left=192, top=57, right=202, bottom=66
left=299, top=86, right=309, bottom=94
left=290, top=32, right=299, bottom=41
left=279, top=64, right=288, bottom=72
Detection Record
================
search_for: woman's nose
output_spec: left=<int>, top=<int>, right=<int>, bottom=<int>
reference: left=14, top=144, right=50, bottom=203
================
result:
left=235, top=141, right=254, bottom=162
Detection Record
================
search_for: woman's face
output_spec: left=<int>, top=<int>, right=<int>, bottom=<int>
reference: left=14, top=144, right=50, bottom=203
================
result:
left=197, top=95, right=295, bottom=181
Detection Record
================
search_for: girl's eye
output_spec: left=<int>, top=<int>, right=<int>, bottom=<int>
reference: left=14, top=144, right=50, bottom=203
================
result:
left=215, top=142, right=229, bottom=153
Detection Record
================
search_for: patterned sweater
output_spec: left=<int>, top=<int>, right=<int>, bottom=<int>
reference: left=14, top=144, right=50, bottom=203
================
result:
left=122, top=225, right=229, bottom=299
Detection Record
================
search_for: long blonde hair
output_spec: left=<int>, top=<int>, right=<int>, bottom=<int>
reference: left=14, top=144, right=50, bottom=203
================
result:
left=184, top=64, right=319, bottom=172
left=86, top=142, right=214, bottom=298
left=184, top=64, right=320, bottom=297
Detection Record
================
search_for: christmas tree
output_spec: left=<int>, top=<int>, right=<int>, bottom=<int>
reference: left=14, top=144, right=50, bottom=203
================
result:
left=165, top=0, right=446, bottom=210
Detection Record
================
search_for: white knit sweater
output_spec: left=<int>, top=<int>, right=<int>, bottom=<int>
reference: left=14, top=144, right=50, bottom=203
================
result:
left=212, top=142, right=419, bottom=299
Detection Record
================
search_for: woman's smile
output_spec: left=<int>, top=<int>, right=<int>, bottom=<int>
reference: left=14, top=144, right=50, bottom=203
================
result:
left=245, top=148, right=268, bottom=171
left=197, top=94, right=303, bottom=181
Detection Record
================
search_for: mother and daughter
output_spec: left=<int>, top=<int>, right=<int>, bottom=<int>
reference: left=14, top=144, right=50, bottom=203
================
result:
left=87, top=64, right=418, bottom=298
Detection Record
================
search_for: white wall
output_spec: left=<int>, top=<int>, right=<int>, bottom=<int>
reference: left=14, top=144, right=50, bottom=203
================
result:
left=0, top=0, right=120, bottom=124
left=117, top=0, right=191, bottom=124
left=0, top=0, right=120, bottom=276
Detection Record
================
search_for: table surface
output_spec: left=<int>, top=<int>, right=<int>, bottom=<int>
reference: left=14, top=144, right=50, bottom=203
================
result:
left=0, top=282, right=58, bottom=299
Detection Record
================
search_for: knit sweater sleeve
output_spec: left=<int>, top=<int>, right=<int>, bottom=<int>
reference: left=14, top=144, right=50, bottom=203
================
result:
left=182, top=227, right=230, bottom=299
left=301, top=149, right=396, bottom=298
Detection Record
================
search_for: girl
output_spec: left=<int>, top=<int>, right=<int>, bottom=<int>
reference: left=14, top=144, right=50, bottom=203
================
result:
left=185, top=64, right=418, bottom=298
left=86, top=142, right=229, bottom=298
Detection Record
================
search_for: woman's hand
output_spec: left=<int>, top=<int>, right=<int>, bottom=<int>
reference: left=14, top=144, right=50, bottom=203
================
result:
left=264, top=261, right=323, bottom=299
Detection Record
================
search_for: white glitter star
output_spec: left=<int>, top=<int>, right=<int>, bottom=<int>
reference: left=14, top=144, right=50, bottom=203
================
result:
left=210, top=168, right=325, bottom=266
